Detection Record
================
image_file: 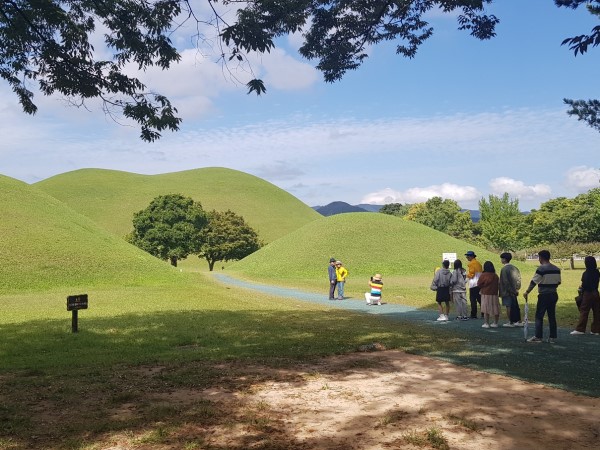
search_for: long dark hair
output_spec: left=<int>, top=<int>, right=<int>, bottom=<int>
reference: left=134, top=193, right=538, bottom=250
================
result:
left=453, top=259, right=463, bottom=270
left=483, top=261, right=495, bottom=273
left=585, top=256, right=598, bottom=270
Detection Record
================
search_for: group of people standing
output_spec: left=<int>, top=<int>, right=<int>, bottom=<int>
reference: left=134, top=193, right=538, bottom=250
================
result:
left=326, top=248, right=600, bottom=342
left=431, top=250, right=522, bottom=325
left=432, top=250, right=570, bottom=343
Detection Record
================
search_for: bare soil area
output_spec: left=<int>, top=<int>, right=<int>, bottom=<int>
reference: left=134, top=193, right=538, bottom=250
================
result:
left=99, top=349, right=600, bottom=449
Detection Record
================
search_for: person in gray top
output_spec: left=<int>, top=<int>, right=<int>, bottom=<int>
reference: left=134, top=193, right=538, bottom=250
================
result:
left=523, top=250, right=561, bottom=343
left=431, top=260, right=452, bottom=321
left=499, top=252, right=523, bottom=327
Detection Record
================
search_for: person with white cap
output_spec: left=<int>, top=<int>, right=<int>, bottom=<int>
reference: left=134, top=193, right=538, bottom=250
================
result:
left=465, top=250, right=483, bottom=319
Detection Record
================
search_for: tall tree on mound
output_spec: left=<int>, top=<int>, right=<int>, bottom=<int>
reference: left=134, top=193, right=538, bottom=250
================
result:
left=380, top=203, right=412, bottom=217
left=198, top=210, right=262, bottom=271
left=128, top=194, right=208, bottom=267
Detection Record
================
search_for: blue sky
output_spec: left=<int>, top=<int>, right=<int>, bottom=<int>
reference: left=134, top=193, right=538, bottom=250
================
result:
left=1, top=0, right=599, bottom=210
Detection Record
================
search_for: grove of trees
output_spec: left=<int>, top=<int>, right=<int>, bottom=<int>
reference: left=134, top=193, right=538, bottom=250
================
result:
left=380, top=188, right=600, bottom=259
left=2, top=0, right=597, bottom=139
left=128, top=194, right=262, bottom=269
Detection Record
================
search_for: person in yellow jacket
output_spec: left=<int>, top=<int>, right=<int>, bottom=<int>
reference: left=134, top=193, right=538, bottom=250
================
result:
left=465, top=251, right=483, bottom=318
left=335, top=261, right=349, bottom=300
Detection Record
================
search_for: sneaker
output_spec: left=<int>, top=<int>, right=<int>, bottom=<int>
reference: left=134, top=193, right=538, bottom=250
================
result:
left=376, top=302, right=381, bottom=306
left=547, top=338, right=556, bottom=344
left=570, top=330, right=585, bottom=335
left=591, top=332, right=600, bottom=335
left=482, top=323, right=490, bottom=328
left=461, top=316, right=470, bottom=321
left=436, top=315, right=446, bottom=321
left=527, top=336, right=542, bottom=343
left=513, top=321, right=525, bottom=327
left=490, top=323, right=499, bottom=328
left=502, top=323, right=515, bottom=328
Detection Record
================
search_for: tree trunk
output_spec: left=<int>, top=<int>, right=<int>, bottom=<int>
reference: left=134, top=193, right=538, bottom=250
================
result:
left=208, top=259, right=215, bottom=271
left=170, top=256, right=177, bottom=267
left=570, top=257, right=575, bottom=270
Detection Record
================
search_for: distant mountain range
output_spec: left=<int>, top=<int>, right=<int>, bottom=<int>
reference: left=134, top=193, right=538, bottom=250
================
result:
left=313, top=202, right=481, bottom=222
left=312, top=201, right=381, bottom=216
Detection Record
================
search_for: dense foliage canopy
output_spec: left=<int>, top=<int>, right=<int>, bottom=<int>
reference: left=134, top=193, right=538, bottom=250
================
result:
left=128, top=194, right=208, bottom=266
left=198, top=209, right=262, bottom=271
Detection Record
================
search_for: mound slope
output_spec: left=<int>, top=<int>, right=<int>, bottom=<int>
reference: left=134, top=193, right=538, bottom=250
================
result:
left=231, top=212, right=500, bottom=279
left=0, top=175, right=178, bottom=292
left=35, top=168, right=320, bottom=243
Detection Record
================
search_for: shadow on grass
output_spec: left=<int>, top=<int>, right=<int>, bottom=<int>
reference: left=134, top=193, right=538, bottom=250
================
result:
left=214, top=273, right=600, bottom=396
left=0, top=308, right=599, bottom=449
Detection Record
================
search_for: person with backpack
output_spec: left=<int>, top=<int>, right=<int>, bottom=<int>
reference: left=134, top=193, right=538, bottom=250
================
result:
left=431, top=260, right=452, bottom=321
left=499, top=252, right=523, bottom=327
left=450, top=259, right=469, bottom=321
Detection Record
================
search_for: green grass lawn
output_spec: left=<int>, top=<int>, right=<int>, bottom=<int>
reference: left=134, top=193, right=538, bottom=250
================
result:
left=0, top=272, right=466, bottom=448
left=1, top=169, right=594, bottom=448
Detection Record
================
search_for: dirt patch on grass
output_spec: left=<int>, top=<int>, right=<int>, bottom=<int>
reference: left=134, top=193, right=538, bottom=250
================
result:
left=2, top=350, right=600, bottom=449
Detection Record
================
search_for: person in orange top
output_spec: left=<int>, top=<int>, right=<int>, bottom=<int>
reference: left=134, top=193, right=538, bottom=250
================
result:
left=465, top=250, right=483, bottom=319
left=478, top=261, right=500, bottom=328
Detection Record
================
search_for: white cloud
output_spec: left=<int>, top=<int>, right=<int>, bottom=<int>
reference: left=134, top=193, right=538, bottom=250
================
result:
left=361, top=184, right=481, bottom=205
left=489, top=177, right=552, bottom=200
left=252, top=48, right=319, bottom=90
left=564, top=166, right=600, bottom=192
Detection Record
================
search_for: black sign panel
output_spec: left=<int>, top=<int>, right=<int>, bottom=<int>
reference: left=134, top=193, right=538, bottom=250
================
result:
left=67, top=294, right=88, bottom=311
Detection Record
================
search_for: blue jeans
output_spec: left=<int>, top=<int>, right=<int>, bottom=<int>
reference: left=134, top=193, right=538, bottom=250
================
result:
left=337, top=281, right=345, bottom=299
left=534, top=292, right=558, bottom=339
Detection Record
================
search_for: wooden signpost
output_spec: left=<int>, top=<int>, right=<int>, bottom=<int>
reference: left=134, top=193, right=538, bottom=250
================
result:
left=67, top=294, right=88, bottom=333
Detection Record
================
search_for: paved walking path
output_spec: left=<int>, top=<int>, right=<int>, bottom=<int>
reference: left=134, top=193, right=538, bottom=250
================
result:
left=214, top=273, right=600, bottom=397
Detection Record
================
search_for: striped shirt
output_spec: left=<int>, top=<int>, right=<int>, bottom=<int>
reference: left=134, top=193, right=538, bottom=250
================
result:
left=369, top=280, right=383, bottom=297
left=526, top=262, right=561, bottom=295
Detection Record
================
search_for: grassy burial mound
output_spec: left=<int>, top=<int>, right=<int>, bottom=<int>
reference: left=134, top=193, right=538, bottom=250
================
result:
left=231, top=212, right=500, bottom=281
left=228, top=212, right=514, bottom=306
left=0, top=175, right=180, bottom=293
left=35, top=167, right=320, bottom=243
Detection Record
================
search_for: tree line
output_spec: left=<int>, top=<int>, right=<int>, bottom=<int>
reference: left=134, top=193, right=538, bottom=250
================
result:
left=380, top=188, right=600, bottom=260
left=127, top=194, right=262, bottom=270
